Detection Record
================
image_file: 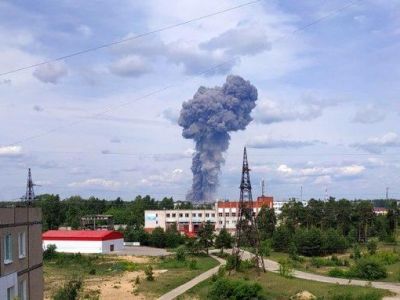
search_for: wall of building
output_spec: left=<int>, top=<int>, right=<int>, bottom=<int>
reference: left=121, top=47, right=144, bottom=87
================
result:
left=0, top=207, right=43, bottom=300
left=43, top=238, right=124, bottom=254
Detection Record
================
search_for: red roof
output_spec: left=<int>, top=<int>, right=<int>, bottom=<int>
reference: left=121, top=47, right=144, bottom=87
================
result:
left=42, top=230, right=123, bottom=241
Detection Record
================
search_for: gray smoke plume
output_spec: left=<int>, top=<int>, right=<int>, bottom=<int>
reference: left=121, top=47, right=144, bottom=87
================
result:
left=178, top=75, right=258, bottom=202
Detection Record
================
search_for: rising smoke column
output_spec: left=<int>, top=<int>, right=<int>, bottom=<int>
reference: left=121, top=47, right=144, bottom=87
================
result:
left=178, top=75, right=258, bottom=202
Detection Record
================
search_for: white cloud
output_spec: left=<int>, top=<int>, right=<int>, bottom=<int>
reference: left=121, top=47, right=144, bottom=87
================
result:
left=109, top=55, right=151, bottom=77
left=33, top=62, right=68, bottom=84
left=254, top=95, right=339, bottom=124
left=352, top=132, right=400, bottom=153
left=0, top=145, right=23, bottom=157
left=68, top=178, right=121, bottom=189
left=247, top=135, right=320, bottom=149
left=352, top=104, right=386, bottom=124
left=77, top=25, right=92, bottom=37
left=139, top=168, right=185, bottom=186
left=200, top=26, right=271, bottom=56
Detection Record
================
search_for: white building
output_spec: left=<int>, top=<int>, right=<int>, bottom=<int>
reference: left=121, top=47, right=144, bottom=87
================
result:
left=145, top=196, right=274, bottom=235
left=42, top=230, right=124, bottom=254
left=273, top=200, right=309, bottom=215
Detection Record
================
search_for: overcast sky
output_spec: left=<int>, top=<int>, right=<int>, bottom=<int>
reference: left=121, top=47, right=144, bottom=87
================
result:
left=1, top=0, right=399, bottom=201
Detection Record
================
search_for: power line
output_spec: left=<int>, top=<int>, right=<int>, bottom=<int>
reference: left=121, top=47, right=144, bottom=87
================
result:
left=0, top=0, right=262, bottom=77
left=4, top=0, right=358, bottom=148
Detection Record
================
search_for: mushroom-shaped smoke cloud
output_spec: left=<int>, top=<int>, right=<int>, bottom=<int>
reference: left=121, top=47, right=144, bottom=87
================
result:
left=178, top=75, right=258, bottom=202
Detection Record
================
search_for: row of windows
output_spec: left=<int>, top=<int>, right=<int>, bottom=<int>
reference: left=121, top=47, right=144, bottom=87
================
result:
left=6, top=279, right=27, bottom=300
left=218, top=220, right=237, bottom=225
left=3, top=232, right=26, bottom=264
left=166, top=213, right=216, bottom=218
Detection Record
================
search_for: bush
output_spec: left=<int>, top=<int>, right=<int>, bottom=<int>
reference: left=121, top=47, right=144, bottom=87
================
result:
left=43, top=244, right=57, bottom=260
left=323, top=229, right=349, bottom=254
left=149, top=227, right=166, bottom=248
left=208, top=278, right=264, bottom=300
left=260, top=240, right=271, bottom=257
left=189, top=259, right=198, bottom=270
left=328, top=267, right=348, bottom=278
left=371, top=251, right=400, bottom=265
left=144, top=265, right=154, bottom=281
left=330, top=291, right=381, bottom=300
left=53, top=278, right=83, bottom=300
left=367, top=239, right=378, bottom=255
left=226, top=254, right=240, bottom=272
left=278, top=259, right=293, bottom=278
left=350, top=258, right=387, bottom=280
left=353, top=244, right=361, bottom=260
left=175, top=245, right=187, bottom=261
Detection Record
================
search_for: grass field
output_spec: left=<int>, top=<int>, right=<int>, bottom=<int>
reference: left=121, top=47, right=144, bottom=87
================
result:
left=44, top=252, right=219, bottom=299
left=180, top=269, right=392, bottom=300
left=265, top=242, right=400, bottom=282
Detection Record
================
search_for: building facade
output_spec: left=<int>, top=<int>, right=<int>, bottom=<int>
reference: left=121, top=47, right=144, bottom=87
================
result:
left=145, top=196, right=273, bottom=235
left=0, top=207, right=43, bottom=300
left=42, top=230, right=124, bottom=254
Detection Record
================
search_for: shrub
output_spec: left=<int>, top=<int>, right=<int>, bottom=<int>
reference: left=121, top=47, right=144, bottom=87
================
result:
left=226, top=254, right=240, bottom=272
left=175, top=245, right=187, bottom=261
left=278, top=259, right=293, bottom=278
left=328, top=267, right=349, bottom=278
left=371, top=251, right=400, bottom=265
left=350, top=258, right=387, bottom=280
left=189, top=259, right=198, bottom=270
left=144, top=265, right=154, bottom=281
left=353, top=244, right=361, bottom=260
left=260, top=240, right=271, bottom=257
left=367, top=239, right=378, bottom=255
left=135, top=275, right=140, bottom=284
left=208, top=278, right=264, bottom=300
left=323, top=229, right=349, bottom=254
left=149, top=227, right=166, bottom=248
left=43, top=244, right=57, bottom=260
left=53, top=278, right=83, bottom=300
left=330, top=291, right=381, bottom=300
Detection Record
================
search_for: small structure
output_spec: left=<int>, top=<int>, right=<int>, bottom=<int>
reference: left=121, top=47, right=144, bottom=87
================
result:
left=80, top=214, right=114, bottom=230
left=42, top=230, right=124, bottom=254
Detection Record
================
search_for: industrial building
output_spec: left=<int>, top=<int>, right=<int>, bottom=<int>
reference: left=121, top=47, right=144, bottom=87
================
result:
left=0, top=207, right=43, bottom=300
left=42, top=230, right=124, bottom=254
left=145, top=196, right=273, bottom=235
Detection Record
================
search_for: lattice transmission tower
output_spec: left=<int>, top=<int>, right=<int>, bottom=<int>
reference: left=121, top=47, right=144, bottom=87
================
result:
left=232, top=147, right=265, bottom=273
left=24, top=168, right=36, bottom=205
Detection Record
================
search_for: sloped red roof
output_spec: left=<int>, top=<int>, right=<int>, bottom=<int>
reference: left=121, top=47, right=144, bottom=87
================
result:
left=42, top=230, right=123, bottom=241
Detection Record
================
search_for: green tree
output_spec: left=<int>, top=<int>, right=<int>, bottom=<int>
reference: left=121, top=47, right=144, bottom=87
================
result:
left=295, top=228, right=324, bottom=256
left=149, top=227, right=166, bottom=248
left=197, top=221, right=214, bottom=254
left=256, top=206, right=276, bottom=240
left=215, top=228, right=233, bottom=254
left=165, top=224, right=184, bottom=248
left=272, top=225, right=292, bottom=252
left=36, top=194, right=64, bottom=230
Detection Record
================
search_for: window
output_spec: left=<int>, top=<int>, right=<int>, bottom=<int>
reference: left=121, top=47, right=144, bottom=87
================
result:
left=19, top=280, right=27, bottom=300
left=185, top=213, right=189, bottom=217
left=198, top=213, right=202, bottom=217
left=192, top=213, right=196, bottom=217
left=219, top=221, right=223, bottom=224
left=172, top=213, right=176, bottom=217
left=18, top=232, right=26, bottom=258
left=156, top=213, right=158, bottom=217
left=4, top=234, right=12, bottom=263
left=7, top=286, right=15, bottom=300
left=226, top=221, right=229, bottom=224
left=205, top=213, right=209, bottom=217
left=179, top=213, right=183, bottom=217
left=225, top=213, right=229, bottom=217
left=166, top=213, right=170, bottom=218
left=211, top=213, right=215, bottom=217
left=232, top=213, right=236, bottom=217
left=218, top=213, right=222, bottom=217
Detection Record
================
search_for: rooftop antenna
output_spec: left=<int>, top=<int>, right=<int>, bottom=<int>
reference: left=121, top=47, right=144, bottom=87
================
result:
left=261, top=179, right=265, bottom=196
left=386, top=187, right=389, bottom=200
left=300, top=185, right=303, bottom=202
left=324, top=187, right=328, bottom=202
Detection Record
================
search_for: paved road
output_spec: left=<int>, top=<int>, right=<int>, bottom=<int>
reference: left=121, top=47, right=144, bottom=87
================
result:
left=157, top=255, right=225, bottom=300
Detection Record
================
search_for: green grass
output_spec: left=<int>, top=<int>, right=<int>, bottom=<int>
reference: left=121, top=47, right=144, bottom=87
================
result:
left=182, top=269, right=392, bottom=300
left=137, top=255, right=219, bottom=298
left=44, top=252, right=139, bottom=276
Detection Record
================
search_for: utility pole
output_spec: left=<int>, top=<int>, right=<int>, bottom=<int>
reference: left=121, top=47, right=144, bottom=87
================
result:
left=232, top=147, right=265, bottom=273
left=300, top=185, right=303, bottom=202
left=386, top=187, right=389, bottom=200
left=24, top=168, right=36, bottom=205
left=261, top=179, right=265, bottom=196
